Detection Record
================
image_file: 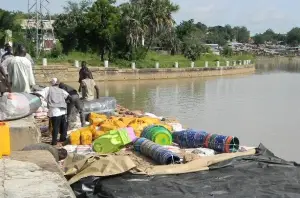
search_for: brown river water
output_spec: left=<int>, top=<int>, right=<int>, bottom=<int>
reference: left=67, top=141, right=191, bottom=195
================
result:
left=68, top=71, right=300, bottom=162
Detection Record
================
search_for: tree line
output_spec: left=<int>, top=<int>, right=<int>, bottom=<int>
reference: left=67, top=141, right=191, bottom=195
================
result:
left=1, top=0, right=300, bottom=63
left=253, top=28, right=300, bottom=46
left=52, top=0, right=253, bottom=62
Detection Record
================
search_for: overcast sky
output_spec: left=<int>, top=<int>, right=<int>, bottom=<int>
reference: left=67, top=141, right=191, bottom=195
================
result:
left=2, top=0, right=299, bottom=34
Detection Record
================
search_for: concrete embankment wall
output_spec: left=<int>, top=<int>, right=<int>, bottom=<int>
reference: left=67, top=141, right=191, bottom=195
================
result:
left=33, top=65, right=255, bottom=83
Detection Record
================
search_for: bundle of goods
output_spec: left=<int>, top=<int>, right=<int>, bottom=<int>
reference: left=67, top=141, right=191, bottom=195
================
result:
left=0, top=92, right=41, bottom=121
left=82, top=97, right=116, bottom=117
left=86, top=112, right=173, bottom=138
left=128, top=117, right=172, bottom=137
left=70, top=126, right=95, bottom=145
left=133, top=138, right=180, bottom=165
left=172, top=130, right=240, bottom=153
left=89, top=112, right=107, bottom=126
left=33, top=98, right=48, bottom=119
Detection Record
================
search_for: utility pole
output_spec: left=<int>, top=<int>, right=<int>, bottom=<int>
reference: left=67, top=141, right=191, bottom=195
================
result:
left=27, top=0, right=54, bottom=58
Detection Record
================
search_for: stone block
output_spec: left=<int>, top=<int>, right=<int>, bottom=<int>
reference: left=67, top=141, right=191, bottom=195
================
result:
left=10, top=151, right=63, bottom=175
left=3, top=159, right=75, bottom=198
left=8, top=117, right=41, bottom=151
left=0, top=160, right=4, bottom=198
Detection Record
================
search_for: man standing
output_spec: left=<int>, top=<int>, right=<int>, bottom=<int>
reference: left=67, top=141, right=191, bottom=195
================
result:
left=80, top=70, right=99, bottom=101
left=36, top=78, right=69, bottom=146
left=7, top=45, right=35, bottom=93
left=78, top=61, right=93, bottom=84
left=58, top=81, right=85, bottom=127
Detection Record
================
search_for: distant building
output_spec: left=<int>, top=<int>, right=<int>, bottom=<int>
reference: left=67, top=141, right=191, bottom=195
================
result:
left=20, top=19, right=56, bottom=51
left=205, top=44, right=220, bottom=55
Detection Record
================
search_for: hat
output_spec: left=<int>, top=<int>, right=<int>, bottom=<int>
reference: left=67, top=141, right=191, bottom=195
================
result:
left=50, top=78, right=59, bottom=86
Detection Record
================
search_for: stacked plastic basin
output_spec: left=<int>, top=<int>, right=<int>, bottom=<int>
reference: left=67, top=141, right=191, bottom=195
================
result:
left=133, top=138, right=180, bottom=165
left=141, top=125, right=172, bottom=146
left=172, top=130, right=240, bottom=153
left=172, top=130, right=208, bottom=148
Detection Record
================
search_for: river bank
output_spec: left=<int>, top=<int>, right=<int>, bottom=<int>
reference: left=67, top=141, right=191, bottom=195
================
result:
left=33, top=65, right=255, bottom=83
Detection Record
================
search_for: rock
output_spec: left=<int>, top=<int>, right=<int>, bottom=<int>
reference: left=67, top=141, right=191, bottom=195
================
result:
left=2, top=159, right=75, bottom=198
left=8, top=116, right=41, bottom=151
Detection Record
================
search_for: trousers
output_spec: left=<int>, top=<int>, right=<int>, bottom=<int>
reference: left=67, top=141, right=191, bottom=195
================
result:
left=50, top=114, right=67, bottom=145
left=67, top=94, right=85, bottom=127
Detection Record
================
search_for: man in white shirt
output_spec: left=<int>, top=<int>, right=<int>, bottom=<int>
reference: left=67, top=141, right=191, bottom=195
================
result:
left=7, top=45, right=35, bottom=93
left=35, top=78, right=70, bottom=146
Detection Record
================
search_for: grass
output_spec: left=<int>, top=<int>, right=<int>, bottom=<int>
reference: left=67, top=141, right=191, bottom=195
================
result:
left=35, top=51, right=255, bottom=68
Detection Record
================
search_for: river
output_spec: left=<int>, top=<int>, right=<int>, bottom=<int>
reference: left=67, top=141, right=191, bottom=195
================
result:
left=71, top=71, right=300, bottom=162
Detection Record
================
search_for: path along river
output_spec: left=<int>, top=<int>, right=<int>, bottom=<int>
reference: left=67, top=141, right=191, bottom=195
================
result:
left=69, top=70, right=300, bottom=162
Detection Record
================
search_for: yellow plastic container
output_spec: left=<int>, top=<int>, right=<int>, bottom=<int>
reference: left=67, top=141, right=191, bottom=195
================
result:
left=100, top=118, right=127, bottom=132
left=0, top=122, right=11, bottom=156
left=80, top=130, right=93, bottom=145
left=89, top=112, right=107, bottom=126
left=70, top=130, right=81, bottom=145
left=128, top=119, right=150, bottom=137
left=119, top=117, right=135, bottom=126
left=140, top=117, right=161, bottom=125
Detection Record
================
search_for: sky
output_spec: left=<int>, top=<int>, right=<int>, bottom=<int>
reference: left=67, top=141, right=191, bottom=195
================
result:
left=2, top=0, right=300, bottom=35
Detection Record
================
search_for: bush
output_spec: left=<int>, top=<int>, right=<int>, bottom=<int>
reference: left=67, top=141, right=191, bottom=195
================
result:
left=50, top=41, right=63, bottom=58
left=222, top=46, right=233, bottom=56
left=183, top=44, right=202, bottom=61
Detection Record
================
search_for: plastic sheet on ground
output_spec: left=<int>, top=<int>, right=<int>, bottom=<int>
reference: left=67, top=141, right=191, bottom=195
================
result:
left=65, top=147, right=255, bottom=186
left=71, top=144, right=300, bottom=198
left=64, top=154, right=136, bottom=185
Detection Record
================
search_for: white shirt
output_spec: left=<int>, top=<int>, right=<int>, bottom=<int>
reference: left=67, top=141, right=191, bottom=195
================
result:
left=36, top=86, right=69, bottom=117
left=7, top=56, right=36, bottom=93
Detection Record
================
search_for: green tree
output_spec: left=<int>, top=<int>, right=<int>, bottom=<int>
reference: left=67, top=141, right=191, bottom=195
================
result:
left=176, top=19, right=197, bottom=40
left=183, top=30, right=207, bottom=61
left=233, top=26, right=250, bottom=43
left=53, top=0, right=91, bottom=53
left=117, top=2, right=147, bottom=60
left=86, top=0, right=120, bottom=61
left=286, top=28, right=300, bottom=46
left=262, top=29, right=276, bottom=42
left=141, top=0, right=179, bottom=52
left=253, top=34, right=265, bottom=45
left=195, top=22, right=207, bottom=32
left=222, top=46, right=233, bottom=56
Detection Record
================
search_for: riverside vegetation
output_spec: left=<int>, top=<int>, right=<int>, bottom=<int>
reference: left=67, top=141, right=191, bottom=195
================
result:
left=1, top=0, right=281, bottom=68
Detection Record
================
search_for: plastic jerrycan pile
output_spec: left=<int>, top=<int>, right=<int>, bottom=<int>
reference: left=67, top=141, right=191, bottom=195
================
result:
left=0, top=122, right=11, bottom=158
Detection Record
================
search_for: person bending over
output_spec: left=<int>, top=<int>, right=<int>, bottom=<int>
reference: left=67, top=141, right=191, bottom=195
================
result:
left=57, top=80, right=85, bottom=127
